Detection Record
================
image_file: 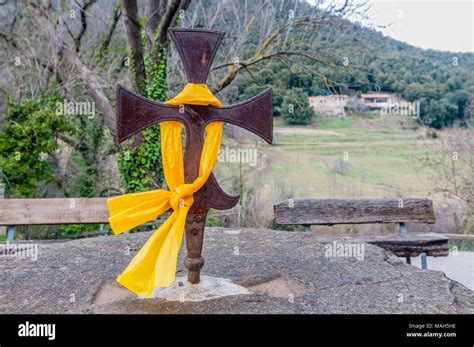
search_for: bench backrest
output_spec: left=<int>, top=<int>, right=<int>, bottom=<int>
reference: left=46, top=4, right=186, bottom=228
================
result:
left=1, top=197, right=437, bottom=226
left=0, top=198, right=109, bottom=225
left=274, top=198, right=435, bottom=225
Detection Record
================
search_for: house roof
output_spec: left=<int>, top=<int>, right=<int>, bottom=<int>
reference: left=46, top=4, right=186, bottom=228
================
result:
left=309, top=95, right=349, bottom=99
left=361, top=93, right=393, bottom=98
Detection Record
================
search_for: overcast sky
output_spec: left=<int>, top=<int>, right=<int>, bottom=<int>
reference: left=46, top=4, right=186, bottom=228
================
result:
left=308, top=0, right=474, bottom=53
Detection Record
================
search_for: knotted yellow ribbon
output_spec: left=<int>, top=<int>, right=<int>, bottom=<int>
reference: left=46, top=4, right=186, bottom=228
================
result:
left=107, top=83, right=222, bottom=298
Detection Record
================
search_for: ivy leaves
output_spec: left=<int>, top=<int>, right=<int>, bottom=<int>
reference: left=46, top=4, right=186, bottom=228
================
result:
left=118, top=37, right=167, bottom=193
left=0, top=88, right=76, bottom=196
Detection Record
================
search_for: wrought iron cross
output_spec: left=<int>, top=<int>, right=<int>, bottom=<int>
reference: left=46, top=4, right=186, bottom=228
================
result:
left=115, top=28, right=273, bottom=284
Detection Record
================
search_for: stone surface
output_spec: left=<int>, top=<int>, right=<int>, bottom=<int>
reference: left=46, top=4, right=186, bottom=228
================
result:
left=150, top=275, right=250, bottom=301
left=0, top=228, right=472, bottom=314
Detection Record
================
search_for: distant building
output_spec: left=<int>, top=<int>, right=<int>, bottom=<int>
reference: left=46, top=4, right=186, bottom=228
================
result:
left=309, top=95, right=348, bottom=116
left=360, top=93, right=397, bottom=109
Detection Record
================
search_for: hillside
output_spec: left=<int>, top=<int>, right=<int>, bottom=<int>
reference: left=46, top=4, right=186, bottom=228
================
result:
left=231, top=1, right=473, bottom=128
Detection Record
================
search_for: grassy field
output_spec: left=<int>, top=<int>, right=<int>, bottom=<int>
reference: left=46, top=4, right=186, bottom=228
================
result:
left=213, top=113, right=456, bottom=234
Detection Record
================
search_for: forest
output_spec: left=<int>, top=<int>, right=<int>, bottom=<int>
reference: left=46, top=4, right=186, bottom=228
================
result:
left=234, top=3, right=473, bottom=128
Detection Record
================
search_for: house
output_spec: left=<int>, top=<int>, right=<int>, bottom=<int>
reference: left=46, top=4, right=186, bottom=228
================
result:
left=308, top=95, right=348, bottom=116
left=360, top=93, right=397, bottom=109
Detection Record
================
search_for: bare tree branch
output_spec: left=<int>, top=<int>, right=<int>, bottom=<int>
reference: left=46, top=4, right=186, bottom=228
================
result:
left=148, top=0, right=191, bottom=64
left=99, top=3, right=121, bottom=58
left=73, top=0, right=97, bottom=52
left=145, top=0, right=166, bottom=47
left=156, top=0, right=181, bottom=46
left=120, top=0, right=146, bottom=95
left=25, top=2, right=116, bottom=137
left=78, top=0, right=96, bottom=50
left=210, top=17, right=331, bottom=93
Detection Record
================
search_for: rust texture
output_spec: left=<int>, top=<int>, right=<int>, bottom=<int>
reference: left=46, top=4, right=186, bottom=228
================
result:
left=115, top=28, right=273, bottom=284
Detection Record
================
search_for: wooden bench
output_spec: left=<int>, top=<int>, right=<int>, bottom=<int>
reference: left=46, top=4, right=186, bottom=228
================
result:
left=274, top=198, right=449, bottom=269
left=1, top=197, right=450, bottom=269
left=0, top=198, right=110, bottom=240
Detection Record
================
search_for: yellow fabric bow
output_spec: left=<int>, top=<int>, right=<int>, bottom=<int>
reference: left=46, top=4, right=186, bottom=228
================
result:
left=107, top=83, right=222, bottom=298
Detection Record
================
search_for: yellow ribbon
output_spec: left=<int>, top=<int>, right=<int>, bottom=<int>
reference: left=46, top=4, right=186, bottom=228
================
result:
left=107, top=83, right=222, bottom=298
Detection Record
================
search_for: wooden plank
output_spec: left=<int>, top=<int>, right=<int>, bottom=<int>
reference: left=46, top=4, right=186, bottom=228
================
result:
left=351, top=232, right=449, bottom=257
left=274, top=198, right=435, bottom=225
left=0, top=198, right=110, bottom=225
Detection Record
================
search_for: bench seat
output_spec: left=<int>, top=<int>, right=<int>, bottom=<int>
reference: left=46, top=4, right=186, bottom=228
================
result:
left=273, top=198, right=447, bottom=269
left=348, top=232, right=449, bottom=257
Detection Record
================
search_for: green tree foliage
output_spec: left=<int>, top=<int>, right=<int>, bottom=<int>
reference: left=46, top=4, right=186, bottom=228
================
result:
left=232, top=1, right=473, bottom=128
left=236, top=61, right=315, bottom=123
left=281, top=88, right=315, bottom=125
left=0, top=88, right=76, bottom=196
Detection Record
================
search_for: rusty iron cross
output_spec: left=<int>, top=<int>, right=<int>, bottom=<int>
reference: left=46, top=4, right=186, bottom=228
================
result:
left=115, top=28, right=273, bottom=284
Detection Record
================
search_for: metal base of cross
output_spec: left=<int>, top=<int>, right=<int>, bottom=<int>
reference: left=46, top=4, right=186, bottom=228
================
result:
left=184, top=211, right=208, bottom=284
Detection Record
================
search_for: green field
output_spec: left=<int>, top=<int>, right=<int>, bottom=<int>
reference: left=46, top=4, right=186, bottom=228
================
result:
left=214, top=114, right=447, bottom=230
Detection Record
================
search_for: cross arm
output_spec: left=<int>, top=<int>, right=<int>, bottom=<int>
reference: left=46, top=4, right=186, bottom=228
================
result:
left=116, top=85, right=273, bottom=145
left=115, top=85, right=185, bottom=143
left=208, top=89, right=273, bottom=144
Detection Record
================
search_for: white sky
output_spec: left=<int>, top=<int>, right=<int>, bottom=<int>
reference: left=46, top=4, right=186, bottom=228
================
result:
left=307, top=0, right=474, bottom=53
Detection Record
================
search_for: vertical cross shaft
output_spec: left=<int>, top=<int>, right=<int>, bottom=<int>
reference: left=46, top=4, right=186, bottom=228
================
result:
left=182, top=106, right=208, bottom=284
left=115, top=28, right=273, bottom=286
